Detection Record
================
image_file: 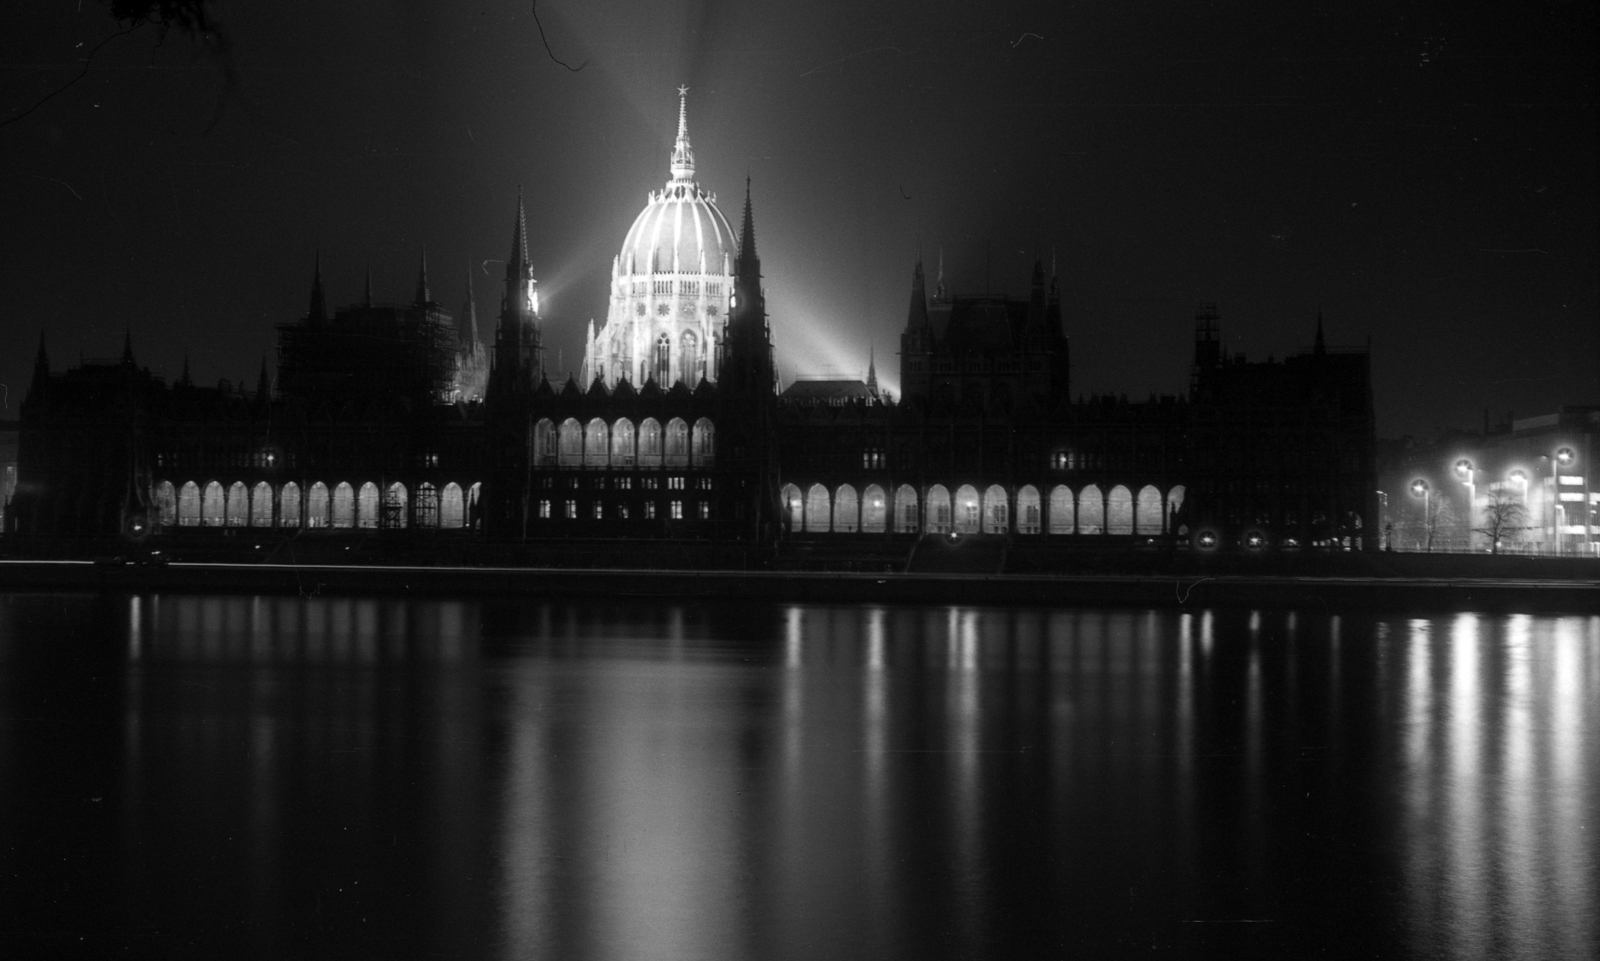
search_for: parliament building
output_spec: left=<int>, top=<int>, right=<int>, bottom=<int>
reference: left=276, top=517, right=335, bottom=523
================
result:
left=7, top=91, right=1378, bottom=559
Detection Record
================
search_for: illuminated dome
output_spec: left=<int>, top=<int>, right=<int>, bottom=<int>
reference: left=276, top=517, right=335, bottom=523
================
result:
left=617, top=178, right=736, bottom=277
left=585, top=88, right=737, bottom=390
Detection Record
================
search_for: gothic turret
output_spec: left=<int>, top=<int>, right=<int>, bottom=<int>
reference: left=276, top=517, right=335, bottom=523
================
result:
left=899, top=259, right=934, bottom=399
left=489, top=189, right=542, bottom=400
left=25, top=331, right=49, bottom=404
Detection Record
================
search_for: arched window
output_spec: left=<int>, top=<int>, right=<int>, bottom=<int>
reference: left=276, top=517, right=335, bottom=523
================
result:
left=1167, top=485, right=1186, bottom=528
left=467, top=482, right=482, bottom=530
left=638, top=418, right=662, bottom=467
left=251, top=482, right=273, bottom=527
left=981, top=484, right=1008, bottom=534
left=534, top=418, right=557, bottom=467
left=558, top=418, right=583, bottom=467
left=1107, top=485, right=1134, bottom=535
left=833, top=484, right=859, bottom=533
left=1078, top=484, right=1104, bottom=534
left=357, top=482, right=380, bottom=529
left=385, top=482, right=408, bottom=528
left=1047, top=485, right=1073, bottom=534
left=925, top=484, right=952, bottom=534
left=415, top=482, right=439, bottom=528
left=781, top=483, right=803, bottom=531
left=178, top=482, right=201, bottom=526
left=1016, top=485, right=1042, bottom=535
left=862, top=484, right=887, bottom=533
left=805, top=483, right=831, bottom=533
left=307, top=482, right=329, bottom=528
left=654, top=333, right=671, bottom=385
left=584, top=418, right=610, bottom=467
left=665, top=418, right=689, bottom=467
left=1136, top=485, right=1164, bottom=535
left=331, top=482, right=354, bottom=529
left=691, top=418, right=714, bottom=466
left=153, top=481, right=176, bottom=527
left=681, top=331, right=700, bottom=387
left=226, top=482, right=248, bottom=526
left=893, top=484, right=919, bottom=533
left=280, top=482, right=302, bottom=528
left=611, top=419, right=636, bottom=467
left=202, top=481, right=225, bottom=526
left=954, top=485, right=981, bottom=534
left=440, top=482, right=465, bottom=528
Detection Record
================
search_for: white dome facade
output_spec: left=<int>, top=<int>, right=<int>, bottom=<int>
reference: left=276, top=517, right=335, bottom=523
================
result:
left=585, top=89, right=735, bottom=390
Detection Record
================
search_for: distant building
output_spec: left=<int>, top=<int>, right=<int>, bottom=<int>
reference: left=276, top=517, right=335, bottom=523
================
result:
left=6, top=90, right=1378, bottom=556
left=1379, top=407, right=1599, bottom=554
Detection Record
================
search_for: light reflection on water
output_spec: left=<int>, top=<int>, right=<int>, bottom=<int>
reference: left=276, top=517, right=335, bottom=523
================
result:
left=0, top=595, right=1595, bottom=960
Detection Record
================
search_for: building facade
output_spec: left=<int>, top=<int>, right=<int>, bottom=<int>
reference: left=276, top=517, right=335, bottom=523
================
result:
left=6, top=91, right=1378, bottom=556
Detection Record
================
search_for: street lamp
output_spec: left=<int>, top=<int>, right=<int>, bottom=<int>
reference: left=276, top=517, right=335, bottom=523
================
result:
left=1551, top=446, right=1576, bottom=555
left=1411, top=479, right=1432, bottom=552
left=1454, top=459, right=1475, bottom=551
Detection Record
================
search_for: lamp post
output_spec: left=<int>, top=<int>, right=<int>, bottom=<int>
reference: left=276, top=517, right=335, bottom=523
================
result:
left=1411, top=479, right=1431, bottom=552
left=1454, top=459, right=1475, bottom=551
left=1552, top=446, right=1576, bottom=555
left=1509, top=469, right=1529, bottom=554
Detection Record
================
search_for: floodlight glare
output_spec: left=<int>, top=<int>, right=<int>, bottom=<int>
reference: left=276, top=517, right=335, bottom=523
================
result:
left=1454, top=459, right=1473, bottom=478
left=1411, top=479, right=1429, bottom=497
left=1556, top=447, right=1575, bottom=465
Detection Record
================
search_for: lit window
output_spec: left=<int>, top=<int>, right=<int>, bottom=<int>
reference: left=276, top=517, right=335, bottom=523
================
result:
left=668, top=476, right=685, bottom=490
left=565, top=500, right=577, bottom=519
left=618, top=504, right=630, bottom=520
left=670, top=500, right=683, bottom=519
left=645, top=502, right=657, bottom=520
left=696, top=477, right=713, bottom=490
left=616, top=477, right=632, bottom=490
left=593, top=502, right=604, bottom=520
left=698, top=501, right=710, bottom=519
left=538, top=499, right=551, bottom=519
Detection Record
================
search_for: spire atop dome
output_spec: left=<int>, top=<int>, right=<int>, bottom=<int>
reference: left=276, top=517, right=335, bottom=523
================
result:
left=669, top=85, right=695, bottom=183
left=462, top=261, right=479, bottom=346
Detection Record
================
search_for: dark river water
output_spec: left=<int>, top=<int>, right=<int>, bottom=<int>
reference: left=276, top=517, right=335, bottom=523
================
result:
left=0, top=594, right=1595, bottom=960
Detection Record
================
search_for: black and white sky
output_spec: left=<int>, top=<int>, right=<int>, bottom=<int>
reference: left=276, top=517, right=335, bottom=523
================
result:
left=2, top=0, right=1594, bottom=437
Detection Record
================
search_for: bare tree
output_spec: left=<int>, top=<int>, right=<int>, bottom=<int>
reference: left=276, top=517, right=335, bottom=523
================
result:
left=1474, top=487, right=1527, bottom=555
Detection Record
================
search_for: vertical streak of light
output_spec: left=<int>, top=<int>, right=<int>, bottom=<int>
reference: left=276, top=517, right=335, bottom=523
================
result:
left=1403, top=619, right=1435, bottom=943
left=862, top=607, right=890, bottom=955
left=1548, top=618, right=1595, bottom=957
left=949, top=609, right=982, bottom=954
left=498, top=664, right=550, bottom=959
left=1445, top=614, right=1485, bottom=961
left=1176, top=612, right=1195, bottom=906
left=1245, top=610, right=1264, bottom=902
left=128, top=594, right=142, bottom=661
left=1501, top=615, right=1537, bottom=953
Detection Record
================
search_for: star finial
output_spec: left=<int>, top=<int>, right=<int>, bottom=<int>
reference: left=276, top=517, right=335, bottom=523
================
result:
left=678, top=84, right=689, bottom=98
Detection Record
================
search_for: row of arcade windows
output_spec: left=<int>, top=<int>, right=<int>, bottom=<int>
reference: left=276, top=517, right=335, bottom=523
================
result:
left=779, top=482, right=1186, bottom=535
left=151, top=480, right=482, bottom=530
left=534, top=417, right=714, bottom=468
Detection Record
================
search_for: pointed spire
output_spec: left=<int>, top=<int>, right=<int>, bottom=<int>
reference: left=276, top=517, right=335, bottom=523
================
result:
left=28, top=330, right=50, bottom=401
left=363, top=267, right=373, bottom=308
left=738, top=176, right=758, bottom=264
left=308, top=251, right=329, bottom=323
left=866, top=345, right=879, bottom=396
left=414, top=249, right=430, bottom=305
left=669, top=85, right=695, bottom=183
left=1314, top=308, right=1326, bottom=356
left=509, top=186, right=529, bottom=271
left=255, top=356, right=271, bottom=402
left=906, top=259, right=930, bottom=332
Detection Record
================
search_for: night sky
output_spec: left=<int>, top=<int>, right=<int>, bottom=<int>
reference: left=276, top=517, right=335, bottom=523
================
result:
left=3, top=0, right=1594, bottom=437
